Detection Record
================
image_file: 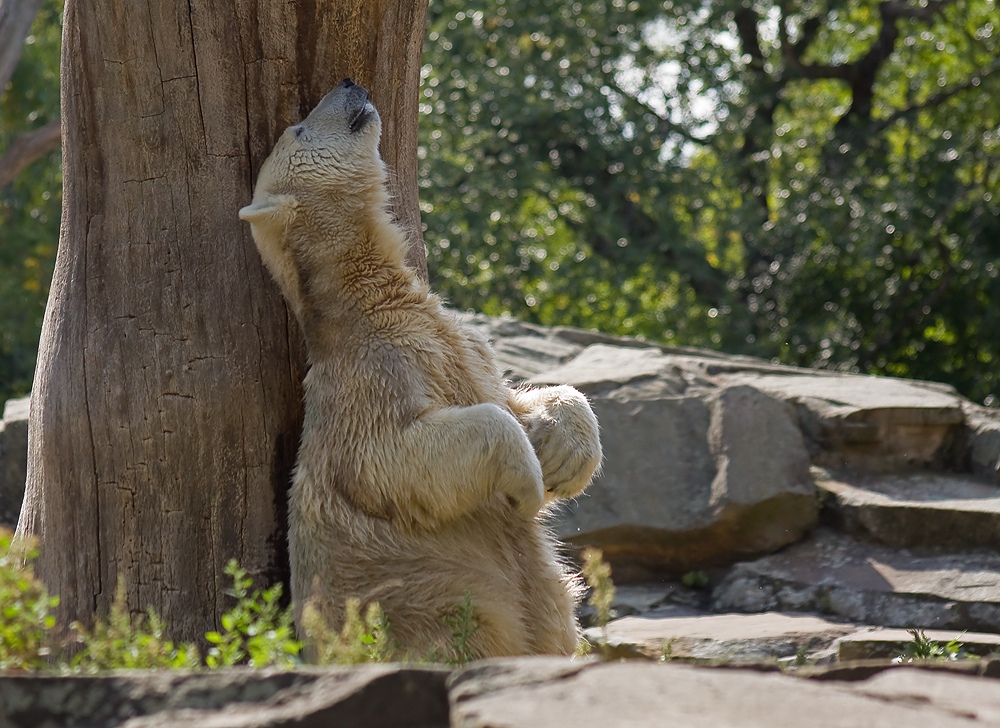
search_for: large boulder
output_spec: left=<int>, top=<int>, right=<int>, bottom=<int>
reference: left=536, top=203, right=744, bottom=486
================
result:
left=465, top=316, right=820, bottom=579
left=547, top=381, right=816, bottom=579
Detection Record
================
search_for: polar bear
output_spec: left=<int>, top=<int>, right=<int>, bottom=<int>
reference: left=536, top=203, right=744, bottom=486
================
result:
left=239, top=79, right=601, bottom=658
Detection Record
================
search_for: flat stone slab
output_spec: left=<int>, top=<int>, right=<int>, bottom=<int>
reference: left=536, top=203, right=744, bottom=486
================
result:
left=528, top=344, right=687, bottom=396
left=849, top=667, right=1000, bottom=723
left=817, top=468, right=1000, bottom=550
left=585, top=610, right=857, bottom=662
left=712, top=529, right=1000, bottom=633
left=0, top=666, right=450, bottom=728
left=838, top=627, right=1000, bottom=661
left=727, top=374, right=965, bottom=470
left=448, top=659, right=1000, bottom=727
left=737, top=374, right=963, bottom=414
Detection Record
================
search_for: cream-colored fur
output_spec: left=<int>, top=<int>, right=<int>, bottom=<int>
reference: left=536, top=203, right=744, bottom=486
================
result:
left=239, top=79, right=601, bottom=659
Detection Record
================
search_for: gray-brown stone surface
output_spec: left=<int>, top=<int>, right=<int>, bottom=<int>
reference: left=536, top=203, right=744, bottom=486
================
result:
left=817, top=468, right=1000, bottom=550
left=712, top=528, right=1000, bottom=633
left=448, top=659, right=1000, bottom=727
left=6, top=658, right=1000, bottom=728
left=0, top=666, right=450, bottom=728
left=584, top=609, right=856, bottom=662
left=725, top=373, right=967, bottom=471
left=838, top=627, right=1000, bottom=661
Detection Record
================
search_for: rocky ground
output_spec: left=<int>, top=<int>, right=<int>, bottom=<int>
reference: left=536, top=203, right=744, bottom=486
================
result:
left=2, top=314, right=999, bottom=726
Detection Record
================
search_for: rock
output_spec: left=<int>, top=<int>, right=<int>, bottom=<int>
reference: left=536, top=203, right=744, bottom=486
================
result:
left=550, top=382, right=817, bottom=579
left=529, top=344, right=690, bottom=397
left=964, top=403, right=1000, bottom=485
left=576, top=583, right=696, bottom=628
left=837, top=627, right=1000, bottom=661
left=726, top=373, right=966, bottom=472
left=448, top=659, right=1000, bottom=727
left=712, top=529, right=1000, bottom=633
left=850, top=666, right=1000, bottom=723
left=0, top=666, right=450, bottom=728
left=0, top=396, right=29, bottom=528
left=816, top=468, right=1000, bottom=550
left=585, top=609, right=857, bottom=663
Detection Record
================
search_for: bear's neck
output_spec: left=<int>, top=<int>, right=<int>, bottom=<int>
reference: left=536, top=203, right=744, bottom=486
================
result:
left=293, top=205, right=430, bottom=360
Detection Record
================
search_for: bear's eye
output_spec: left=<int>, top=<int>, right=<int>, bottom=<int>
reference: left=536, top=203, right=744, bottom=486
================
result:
left=292, top=125, right=305, bottom=139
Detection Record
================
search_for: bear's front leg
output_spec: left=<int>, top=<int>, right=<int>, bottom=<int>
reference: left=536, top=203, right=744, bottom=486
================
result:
left=361, top=403, right=545, bottom=529
left=508, top=385, right=602, bottom=502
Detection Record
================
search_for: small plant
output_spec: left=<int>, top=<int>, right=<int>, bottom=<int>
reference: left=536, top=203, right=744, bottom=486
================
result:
left=303, top=596, right=393, bottom=665
left=581, top=547, right=616, bottom=659
left=895, top=629, right=973, bottom=663
left=204, top=560, right=302, bottom=668
left=71, top=578, right=199, bottom=671
left=0, top=529, right=59, bottom=670
left=444, top=591, right=479, bottom=665
left=659, top=637, right=675, bottom=663
left=680, top=570, right=709, bottom=590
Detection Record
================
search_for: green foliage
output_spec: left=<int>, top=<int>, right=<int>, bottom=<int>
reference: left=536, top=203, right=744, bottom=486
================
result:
left=0, top=541, right=494, bottom=671
left=421, top=0, right=1000, bottom=405
left=680, top=570, right=709, bottom=589
left=581, top=547, right=615, bottom=630
left=896, top=628, right=973, bottom=663
left=204, top=560, right=302, bottom=669
left=0, top=529, right=58, bottom=670
left=580, top=546, right=616, bottom=659
left=302, top=596, right=394, bottom=665
left=0, top=0, right=62, bottom=402
left=443, top=591, right=479, bottom=665
left=71, top=579, right=200, bottom=671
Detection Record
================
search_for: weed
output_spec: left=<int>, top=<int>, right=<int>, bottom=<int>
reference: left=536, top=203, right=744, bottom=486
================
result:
left=444, top=591, right=479, bottom=665
left=204, top=560, right=302, bottom=668
left=895, top=628, right=973, bottom=663
left=0, top=529, right=59, bottom=670
left=303, top=596, right=393, bottom=665
left=71, top=578, right=199, bottom=671
left=659, top=637, right=675, bottom=662
left=581, top=547, right=615, bottom=659
left=680, top=570, right=709, bottom=590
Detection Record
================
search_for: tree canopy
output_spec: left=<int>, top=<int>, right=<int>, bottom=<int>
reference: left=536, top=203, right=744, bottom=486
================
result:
left=2, top=0, right=999, bottom=405
left=418, top=0, right=1000, bottom=405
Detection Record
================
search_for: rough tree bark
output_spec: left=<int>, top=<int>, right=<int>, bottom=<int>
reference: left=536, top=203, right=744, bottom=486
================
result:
left=16, top=0, right=429, bottom=642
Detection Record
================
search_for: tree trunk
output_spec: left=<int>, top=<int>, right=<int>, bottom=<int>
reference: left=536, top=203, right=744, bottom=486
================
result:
left=16, top=0, right=428, bottom=643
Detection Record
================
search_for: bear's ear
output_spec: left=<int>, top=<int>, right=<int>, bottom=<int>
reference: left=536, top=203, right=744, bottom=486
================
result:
left=238, top=194, right=298, bottom=225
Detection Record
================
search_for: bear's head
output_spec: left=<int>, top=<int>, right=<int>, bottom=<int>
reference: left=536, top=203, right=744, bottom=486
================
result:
left=239, top=78, right=385, bottom=233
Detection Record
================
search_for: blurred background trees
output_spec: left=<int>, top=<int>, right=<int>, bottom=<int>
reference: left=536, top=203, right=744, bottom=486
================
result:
left=2, top=0, right=999, bottom=405
left=0, top=0, right=60, bottom=403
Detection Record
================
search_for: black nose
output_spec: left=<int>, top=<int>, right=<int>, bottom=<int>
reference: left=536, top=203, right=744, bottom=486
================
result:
left=340, top=78, right=355, bottom=88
